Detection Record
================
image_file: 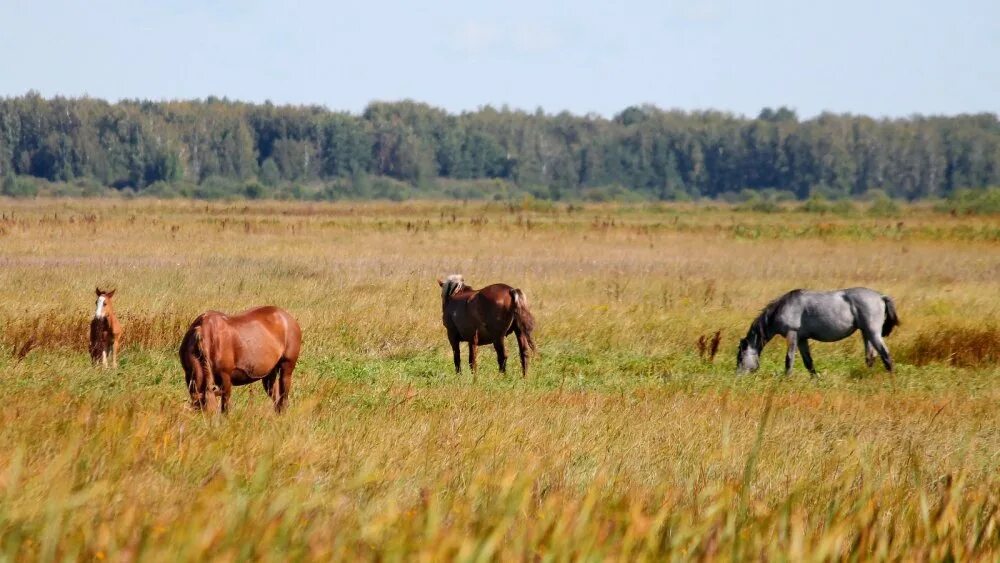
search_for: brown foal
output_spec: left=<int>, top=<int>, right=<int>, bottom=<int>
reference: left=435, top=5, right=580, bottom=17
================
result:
left=89, top=288, right=122, bottom=368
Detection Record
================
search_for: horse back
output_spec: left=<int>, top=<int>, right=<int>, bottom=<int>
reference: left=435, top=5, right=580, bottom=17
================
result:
left=444, top=284, right=517, bottom=343
left=188, top=307, right=301, bottom=382
left=226, top=306, right=302, bottom=361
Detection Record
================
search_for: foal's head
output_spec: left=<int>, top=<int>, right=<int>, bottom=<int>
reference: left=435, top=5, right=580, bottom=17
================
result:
left=437, top=274, right=466, bottom=300
left=94, top=287, right=117, bottom=319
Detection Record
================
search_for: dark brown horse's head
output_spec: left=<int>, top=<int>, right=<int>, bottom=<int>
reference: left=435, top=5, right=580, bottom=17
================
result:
left=94, top=287, right=116, bottom=319
left=438, top=274, right=466, bottom=300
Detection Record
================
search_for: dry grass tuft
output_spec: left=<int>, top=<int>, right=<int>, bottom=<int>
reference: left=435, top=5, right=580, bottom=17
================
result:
left=903, top=324, right=1000, bottom=367
left=697, top=330, right=723, bottom=362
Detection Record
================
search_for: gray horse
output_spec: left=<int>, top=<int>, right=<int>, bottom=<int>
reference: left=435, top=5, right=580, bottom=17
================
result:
left=736, top=288, right=900, bottom=376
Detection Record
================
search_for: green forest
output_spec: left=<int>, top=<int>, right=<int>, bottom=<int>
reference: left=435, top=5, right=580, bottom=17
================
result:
left=1, top=92, right=998, bottom=202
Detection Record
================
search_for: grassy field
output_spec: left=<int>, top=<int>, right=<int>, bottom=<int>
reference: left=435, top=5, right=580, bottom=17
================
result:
left=0, top=197, right=998, bottom=560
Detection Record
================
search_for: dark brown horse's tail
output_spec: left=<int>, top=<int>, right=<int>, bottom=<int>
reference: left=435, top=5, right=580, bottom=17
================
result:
left=882, top=296, right=900, bottom=337
left=511, top=288, right=537, bottom=352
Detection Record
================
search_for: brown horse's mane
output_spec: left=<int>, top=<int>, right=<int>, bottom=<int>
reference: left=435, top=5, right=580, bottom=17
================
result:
left=748, top=289, right=803, bottom=345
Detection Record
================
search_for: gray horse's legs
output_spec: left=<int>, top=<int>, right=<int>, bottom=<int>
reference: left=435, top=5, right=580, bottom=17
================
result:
left=861, top=328, right=894, bottom=373
left=872, top=336, right=894, bottom=372
left=863, top=337, right=876, bottom=368
left=798, top=338, right=817, bottom=376
left=784, top=331, right=798, bottom=376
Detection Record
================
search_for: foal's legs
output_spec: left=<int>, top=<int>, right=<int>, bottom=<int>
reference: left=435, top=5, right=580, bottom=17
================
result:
left=784, top=331, right=798, bottom=376
left=494, top=338, right=508, bottom=374
left=798, top=337, right=817, bottom=376
left=111, top=338, right=119, bottom=368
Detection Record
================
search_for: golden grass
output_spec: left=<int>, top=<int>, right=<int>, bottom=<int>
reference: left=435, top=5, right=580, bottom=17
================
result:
left=0, top=197, right=998, bottom=560
left=903, top=325, right=1000, bottom=368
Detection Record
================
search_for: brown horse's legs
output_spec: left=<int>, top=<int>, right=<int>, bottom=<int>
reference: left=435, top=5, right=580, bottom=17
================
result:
left=262, top=373, right=277, bottom=401
left=448, top=331, right=461, bottom=374
left=111, top=338, right=119, bottom=368
left=469, top=332, right=478, bottom=374
left=275, top=359, right=295, bottom=413
left=219, top=374, right=233, bottom=414
left=515, top=330, right=530, bottom=377
left=494, top=339, right=507, bottom=374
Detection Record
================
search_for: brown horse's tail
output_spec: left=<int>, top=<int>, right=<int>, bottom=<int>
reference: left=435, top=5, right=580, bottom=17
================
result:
left=511, top=288, right=537, bottom=352
left=182, top=315, right=217, bottom=409
left=193, top=324, right=214, bottom=389
left=882, top=296, right=900, bottom=337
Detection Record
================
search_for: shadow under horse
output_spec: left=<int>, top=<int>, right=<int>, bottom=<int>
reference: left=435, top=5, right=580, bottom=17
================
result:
left=180, top=306, right=301, bottom=413
left=439, top=274, right=537, bottom=377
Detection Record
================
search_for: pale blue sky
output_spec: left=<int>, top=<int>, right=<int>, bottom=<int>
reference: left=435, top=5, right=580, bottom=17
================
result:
left=1, top=0, right=997, bottom=118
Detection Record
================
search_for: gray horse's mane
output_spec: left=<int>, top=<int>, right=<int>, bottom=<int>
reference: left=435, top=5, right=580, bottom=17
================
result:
left=749, top=289, right=803, bottom=345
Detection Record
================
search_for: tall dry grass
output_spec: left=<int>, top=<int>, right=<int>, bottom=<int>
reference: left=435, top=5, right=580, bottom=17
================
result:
left=0, top=197, right=998, bottom=559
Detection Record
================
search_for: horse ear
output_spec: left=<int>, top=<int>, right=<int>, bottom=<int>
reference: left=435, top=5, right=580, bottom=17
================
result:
left=95, top=287, right=102, bottom=296
left=107, top=289, right=116, bottom=298
left=437, top=278, right=445, bottom=287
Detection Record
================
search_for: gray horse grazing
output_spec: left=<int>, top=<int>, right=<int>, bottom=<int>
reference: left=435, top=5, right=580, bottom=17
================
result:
left=736, top=288, right=900, bottom=376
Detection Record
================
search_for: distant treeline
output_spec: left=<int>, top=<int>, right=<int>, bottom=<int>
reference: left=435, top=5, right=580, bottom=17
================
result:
left=1, top=92, right=998, bottom=201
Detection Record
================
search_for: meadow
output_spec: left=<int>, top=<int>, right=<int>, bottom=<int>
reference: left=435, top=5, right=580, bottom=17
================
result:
left=0, top=197, right=998, bottom=560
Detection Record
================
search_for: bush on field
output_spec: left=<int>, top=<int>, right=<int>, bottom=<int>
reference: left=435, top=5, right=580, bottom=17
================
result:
left=733, top=189, right=791, bottom=213
left=798, top=194, right=856, bottom=215
left=866, top=192, right=901, bottom=217
left=579, top=184, right=647, bottom=203
left=1, top=174, right=39, bottom=198
left=936, top=187, right=1000, bottom=215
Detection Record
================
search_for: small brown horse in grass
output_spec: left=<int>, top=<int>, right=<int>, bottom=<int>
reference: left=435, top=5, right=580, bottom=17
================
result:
left=439, top=274, right=537, bottom=377
left=180, top=306, right=301, bottom=413
left=90, top=288, right=122, bottom=368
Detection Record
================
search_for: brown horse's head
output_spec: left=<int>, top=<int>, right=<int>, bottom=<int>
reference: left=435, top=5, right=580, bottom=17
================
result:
left=94, top=287, right=116, bottom=319
left=438, top=274, right=466, bottom=300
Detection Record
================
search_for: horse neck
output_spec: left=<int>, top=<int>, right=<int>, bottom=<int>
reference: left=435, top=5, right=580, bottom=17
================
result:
left=747, top=316, right=773, bottom=350
left=442, top=287, right=474, bottom=310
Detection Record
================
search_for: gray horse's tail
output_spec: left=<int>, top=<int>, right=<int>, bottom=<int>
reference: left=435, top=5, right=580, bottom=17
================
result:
left=882, top=296, right=900, bottom=337
left=511, top=288, right=537, bottom=352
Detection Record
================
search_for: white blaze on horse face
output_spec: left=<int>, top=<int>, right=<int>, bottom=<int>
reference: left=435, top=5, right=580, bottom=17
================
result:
left=94, top=296, right=106, bottom=319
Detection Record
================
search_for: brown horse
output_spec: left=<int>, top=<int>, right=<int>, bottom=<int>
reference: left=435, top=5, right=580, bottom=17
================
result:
left=439, top=274, right=537, bottom=377
left=179, top=306, right=301, bottom=413
left=90, top=288, right=122, bottom=368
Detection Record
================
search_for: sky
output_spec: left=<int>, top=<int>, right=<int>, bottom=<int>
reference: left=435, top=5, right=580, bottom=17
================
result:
left=1, top=0, right=997, bottom=118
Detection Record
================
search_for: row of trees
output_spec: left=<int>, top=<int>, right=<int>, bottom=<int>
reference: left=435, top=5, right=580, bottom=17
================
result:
left=1, top=92, right=998, bottom=200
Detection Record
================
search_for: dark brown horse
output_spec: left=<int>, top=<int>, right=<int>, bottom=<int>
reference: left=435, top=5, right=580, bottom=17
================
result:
left=179, top=306, right=301, bottom=413
left=439, top=274, right=537, bottom=377
left=90, top=288, right=122, bottom=368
